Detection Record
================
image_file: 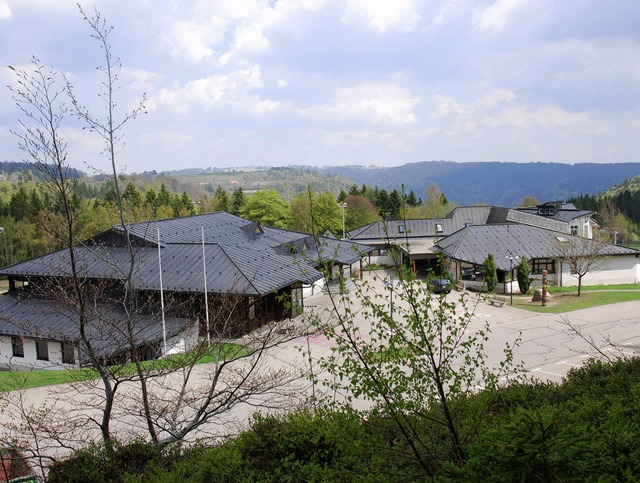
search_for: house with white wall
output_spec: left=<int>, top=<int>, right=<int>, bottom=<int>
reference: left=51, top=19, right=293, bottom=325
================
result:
left=0, top=212, right=372, bottom=370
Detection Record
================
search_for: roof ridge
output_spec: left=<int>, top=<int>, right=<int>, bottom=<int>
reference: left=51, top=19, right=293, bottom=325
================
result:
left=215, top=244, right=261, bottom=295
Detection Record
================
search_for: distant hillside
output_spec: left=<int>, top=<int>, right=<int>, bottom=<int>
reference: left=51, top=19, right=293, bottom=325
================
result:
left=320, top=161, right=640, bottom=207
left=0, top=161, right=85, bottom=180
left=600, top=174, right=640, bottom=197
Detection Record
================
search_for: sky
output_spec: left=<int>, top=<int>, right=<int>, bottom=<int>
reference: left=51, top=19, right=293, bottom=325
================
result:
left=1, top=0, right=640, bottom=175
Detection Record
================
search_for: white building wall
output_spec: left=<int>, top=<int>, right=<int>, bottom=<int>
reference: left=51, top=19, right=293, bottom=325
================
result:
left=558, top=255, right=639, bottom=286
left=0, top=336, right=77, bottom=370
left=165, top=320, right=200, bottom=356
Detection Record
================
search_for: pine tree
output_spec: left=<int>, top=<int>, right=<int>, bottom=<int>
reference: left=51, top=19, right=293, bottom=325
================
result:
left=483, top=253, right=498, bottom=293
left=517, top=255, right=531, bottom=294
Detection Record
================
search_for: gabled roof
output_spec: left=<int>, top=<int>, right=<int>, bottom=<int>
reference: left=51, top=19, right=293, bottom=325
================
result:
left=516, top=202, right=595, bottom=223
left=0, top=212, right=372, bottom=296
left=438, top=224, right=637, bottom=271
left=347, top=202, right=593, bottom=245
left=347, top=206, right=494, bottom=241
left=0, top=292, right=189, bottom=358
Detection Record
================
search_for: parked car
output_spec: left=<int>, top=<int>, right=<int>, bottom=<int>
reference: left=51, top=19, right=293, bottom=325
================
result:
left=429, top=278, right=452, bottom=294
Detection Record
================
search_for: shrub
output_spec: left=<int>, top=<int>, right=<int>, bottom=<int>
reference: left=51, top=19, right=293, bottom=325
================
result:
left=517, top=255, right=531, bottom=294
left=482, top=253, right=498, bottom=293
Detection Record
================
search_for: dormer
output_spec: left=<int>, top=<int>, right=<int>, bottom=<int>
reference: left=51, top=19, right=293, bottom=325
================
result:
left=536, top=201, right=562, bottom=217
left=242, top=221, right=264, bottom=236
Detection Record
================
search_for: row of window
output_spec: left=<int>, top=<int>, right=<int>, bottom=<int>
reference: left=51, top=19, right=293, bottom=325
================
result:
left=459, top=258, right=557, bottom=278
left=5, top=338, right=75, bottom=364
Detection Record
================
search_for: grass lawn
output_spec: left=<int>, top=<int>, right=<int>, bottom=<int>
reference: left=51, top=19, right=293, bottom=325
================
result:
left=0, top=343, right=247, bottom=392
left=509, top=284, right=640, bottom=313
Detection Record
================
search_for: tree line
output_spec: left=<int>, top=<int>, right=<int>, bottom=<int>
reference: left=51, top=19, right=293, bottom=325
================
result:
left=0, top=169, right=453, bottom=268
left=570, top=191, right=640, bottom=245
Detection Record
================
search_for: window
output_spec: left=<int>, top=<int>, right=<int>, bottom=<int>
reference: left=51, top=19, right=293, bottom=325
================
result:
left=531, top=258, right=556, bottom=274
left=62, top=341, right=75, bottom=364
left=12, top=337, right=24, bottom=358
left=436, top=224, right=443, bottom=233
left=570, top=225, right=578, bottom=236
left=398, top=225, right=405, bottom=234
left=36, top=340, right=49, bottom=361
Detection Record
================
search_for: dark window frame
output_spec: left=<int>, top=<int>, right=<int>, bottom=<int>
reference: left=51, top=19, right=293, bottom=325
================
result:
left=12, top=337, right=24, bottom=358
left=36, top=339, right=49, bottom=361
left=531, top=258, right=556, bottom=274
left=61, top=341, right=75, bottom=364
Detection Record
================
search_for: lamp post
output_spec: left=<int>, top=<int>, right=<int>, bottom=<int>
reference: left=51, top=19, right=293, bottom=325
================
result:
left=340, top=202, right=347, bottom=239
left=505, top=251, right=520, bottom=305
left=384, top=275, right=394, bottom=320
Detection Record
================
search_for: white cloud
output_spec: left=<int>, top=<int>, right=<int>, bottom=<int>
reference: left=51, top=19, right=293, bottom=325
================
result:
left=344, top=0, right=420, bottom=33
left=430, top=89, right=591, bottom=135
left=122, top=68, right=161, bottom=93
left=169, top=21, right=218, bottom=62
left=483, top=105, right=589, bottom=128
left=307, top=82, right=420, bottom=124
left=473, top=0, right=530, bottom=33
left=165, top=0, right=324, bottom=65
left=0, top=1, right=11, bottom=19
left=153, top=65, right=280, bottom=114
left=431, top=94, right=467, bottom=118
left=473, top=88, right=515, bottom=109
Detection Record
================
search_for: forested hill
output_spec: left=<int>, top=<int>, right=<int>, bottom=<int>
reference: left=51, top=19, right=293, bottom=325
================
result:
left=0, top=161, right=84, bottom=180
left=320, top=161, right=640, bottom=206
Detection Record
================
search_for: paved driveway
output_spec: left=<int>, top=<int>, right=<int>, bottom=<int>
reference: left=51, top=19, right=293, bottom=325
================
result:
left=1, top=271, right=639, bottom=454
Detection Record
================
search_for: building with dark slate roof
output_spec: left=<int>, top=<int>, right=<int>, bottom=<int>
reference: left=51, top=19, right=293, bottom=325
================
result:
left=347, top=203, right=638, bottom=291
left=0, top=212, right=372, bottom=370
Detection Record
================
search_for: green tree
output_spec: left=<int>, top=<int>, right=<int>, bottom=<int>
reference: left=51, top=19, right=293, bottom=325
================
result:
left=240, top=189, right=291, bottom=228
left=343, top=195, right=379, bottom=231
left=405, top=189, right=420, bottom=207
left=8, top=186, right=30, bottom=221
left=230, top=187, right=246, bottom=216
left=310, top=264, right=518, bottom=477
left=424, top=183, right=449, bottom=218
left=518, top=195, right=540, bottom=208
left=157, top=183, right=172, bottom=208
left=517, top=255, right=531, bottom=294
left=122, top=182, right=142, bottom=207
left=483, top=253, right=498, bottom=293
left=388, top=189, right=403, bottom=219
left=214, top=186, right=231, bottom=213
left=290, top=190, right=341, bottom=235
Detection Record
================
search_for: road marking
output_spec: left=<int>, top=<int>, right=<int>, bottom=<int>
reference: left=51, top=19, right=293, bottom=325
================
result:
left=604, top=348, right=636, bottom=357
left=556, top=360, right=581, bottom=368
left=531, top=367, right=564, bottom=378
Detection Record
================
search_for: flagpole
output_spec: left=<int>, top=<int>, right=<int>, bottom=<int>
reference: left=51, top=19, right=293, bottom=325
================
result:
left=157, top=226, right=167, bottom=356
left=202, top=225, right=210, bottom=348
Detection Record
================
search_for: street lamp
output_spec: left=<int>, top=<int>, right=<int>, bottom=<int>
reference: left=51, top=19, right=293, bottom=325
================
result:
left=340, top=202, right=347, bottom=239
left=505, top=251, right=520, bottom=305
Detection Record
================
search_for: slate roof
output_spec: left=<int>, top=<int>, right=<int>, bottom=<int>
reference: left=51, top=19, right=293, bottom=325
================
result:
left=347, top=206, right=494, bottom=241
left=437, top=224, right=637, bottom=271
left=0, top=212, right=372, bottom=296
left=0, top=292, right=189, bottom=358
left=516, top=202, right=595, bottom=223
left=347, top=203, right=587, bottom=246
